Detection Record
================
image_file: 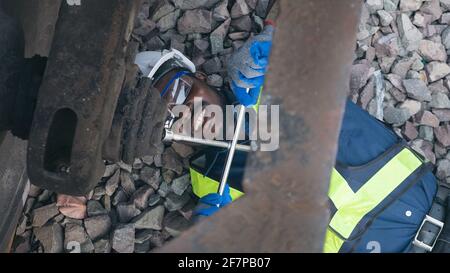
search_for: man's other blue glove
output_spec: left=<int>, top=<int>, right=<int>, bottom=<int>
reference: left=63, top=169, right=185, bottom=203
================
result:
left=194, top=185, right=232, bottom=217
left=228, top=25, right=274, bottom=106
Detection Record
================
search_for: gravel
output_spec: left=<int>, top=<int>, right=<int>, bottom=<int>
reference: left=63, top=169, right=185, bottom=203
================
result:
left=94, top=239, right=111, bottom=253
left=120, top=171, right=137, bottom=195
left=402, top=78, right=431, bottom=101
left=171, top=174, right=191, bottom=196
left=210, top=18, right=231, bottom=54
left=84, top=215, right=112, bottom=241
left=157, top=9, right=181, bottom=33
left=399, top=99, right=422, bottom=116
left=164, top=191, right=191, bottom=211
left=131, top=185, right=155, bottom=210
left=132, top=205, right=165, bottom=230
left=64, top=223, right=94, bottom=253
left=435, top=124, right=450, bottom=146
left=384, top=105, right=412, bottom=124
left=177, top=9, right=213, bottom=34
left=430, top=91, right=450, bottom=108
left=14, top=0, right=450, bottom=253
left=140, top=166, right=161, bottom=190
left=116, top=203, right=141, bottom=223
left=437, top=158, right=450, bottom=178
left=403, top=121, right=419, bottom=140
left=33, top=223, right=63, bottom=253
left=418, top=39, right=447, bottom=62
left=86, top=200, right=108, bottom=217
left=433, top=109, right=450, bottom=121
left=148, top=194, right=162, bottom=207
left=32, top=203, right=59, bottom=228
left=352, top=0, right=450, bottom=186
left=105, top=170, right=120, bottom=196
left=157, top=181, right=172, bottom=198
left=426, top=61, right=450, bottom=81
left=112, top=224, right=135, bottom=253
left=417, top=110, right=440, bottom=127
left=162, top=147, right=184, bottom=174
left=397, top=13, right=423, bottom=51
left=163, top=211, right=192, bottom=237
left=231, top=0, right=251, bottom=19
left=171, top=142, right=194, bottom=158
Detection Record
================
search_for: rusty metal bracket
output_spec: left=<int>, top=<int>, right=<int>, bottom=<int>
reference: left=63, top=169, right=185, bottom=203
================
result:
left=160, top=0, right=362, bottom=252
left=27, top=0, right=140, bottom=195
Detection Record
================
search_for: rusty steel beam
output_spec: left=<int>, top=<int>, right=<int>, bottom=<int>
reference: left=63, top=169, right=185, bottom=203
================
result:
left=160, top=0, right=362, bottom=252
left=27, top=0, right=140, bottom=195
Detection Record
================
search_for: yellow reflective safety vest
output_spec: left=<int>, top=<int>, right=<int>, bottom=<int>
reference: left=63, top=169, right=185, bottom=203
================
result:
left=189, top=99, right=436, bottom=253
left=190, top=142, right=428, bottom=253
left=189, top=87, right=263, bottom=202
left=190, top=168, right=244, bottom=201
left=189, top=149, right=246, bottom=202
left=323, top=142, right=430, bottom=253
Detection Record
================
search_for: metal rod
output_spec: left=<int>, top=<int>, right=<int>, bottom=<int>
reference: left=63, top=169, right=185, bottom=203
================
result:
left=218, top=104, right=247, bottom=197
left=163, top=129, right=254, bottom=152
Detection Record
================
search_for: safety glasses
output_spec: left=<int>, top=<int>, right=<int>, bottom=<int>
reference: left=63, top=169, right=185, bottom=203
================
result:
left=160, top=71, right=194, bottom=109
left=171, top=76, right=193, bottom=106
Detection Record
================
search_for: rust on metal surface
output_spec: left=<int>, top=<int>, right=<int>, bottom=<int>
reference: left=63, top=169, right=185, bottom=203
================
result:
left=27, top=0, right=141, bottom=195
left=160, top=0, right=362, bottom=252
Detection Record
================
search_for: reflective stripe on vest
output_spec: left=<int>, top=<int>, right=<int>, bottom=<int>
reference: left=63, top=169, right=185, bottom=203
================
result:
left=189, top=87, right=262, bottom=199
left=323, top=148, right=422, bottom=253
left=252, top=86, right=263, bottom=112
left=189, top=168, right=244, bottom=201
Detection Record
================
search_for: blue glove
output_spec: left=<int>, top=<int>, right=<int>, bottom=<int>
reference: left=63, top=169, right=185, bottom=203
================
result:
left=228, top=26, right=274, bottom=106
left=231, top=81, right=264, bottom=107
left=194, top=185, right=232, bottom=216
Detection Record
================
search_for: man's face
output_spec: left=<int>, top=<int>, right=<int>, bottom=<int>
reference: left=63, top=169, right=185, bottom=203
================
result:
left=154, top=70, right=225, bottom=138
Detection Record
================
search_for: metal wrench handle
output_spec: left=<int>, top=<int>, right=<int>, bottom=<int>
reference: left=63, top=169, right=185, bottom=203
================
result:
left=217, top=104, right=247, bottom=197
left=163, top=129, right=254, bottom=152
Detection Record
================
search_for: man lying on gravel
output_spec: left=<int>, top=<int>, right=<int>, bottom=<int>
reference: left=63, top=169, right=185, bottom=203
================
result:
left=158, top=22, right=449, bottom=253
left=45, top=11, right=450, bottom=253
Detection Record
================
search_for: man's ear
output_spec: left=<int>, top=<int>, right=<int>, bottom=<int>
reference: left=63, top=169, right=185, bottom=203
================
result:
left=194, top=71, right=208, bottom=82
